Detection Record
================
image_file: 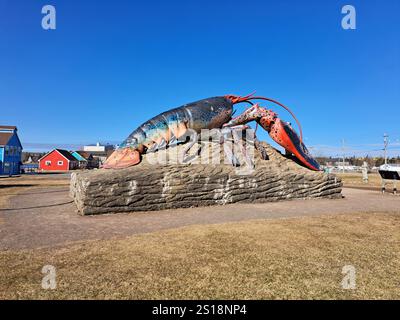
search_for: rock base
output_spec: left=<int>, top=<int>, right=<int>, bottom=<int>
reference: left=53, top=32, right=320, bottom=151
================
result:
left=70, top=141, right=342, bottom=215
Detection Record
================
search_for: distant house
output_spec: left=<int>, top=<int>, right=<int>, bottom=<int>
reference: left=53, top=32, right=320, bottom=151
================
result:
left=71, top=151, right=98, bottom=169
left=0, top=125, right=23, bottom=175
left=22, top=152, right=45, bottom=164
left=38, top=149, right=79, bottom=172
left=20, top=152, right=44, bottom=173
left=71, top=151, right=88, bottom=169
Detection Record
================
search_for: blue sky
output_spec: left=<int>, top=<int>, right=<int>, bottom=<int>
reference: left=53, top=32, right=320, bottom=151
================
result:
left=1, top=0, right=399, bottom=157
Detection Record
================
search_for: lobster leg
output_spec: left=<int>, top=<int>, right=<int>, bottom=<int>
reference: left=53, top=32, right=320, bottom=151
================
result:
left=221, top=125, right=254, bottom=168
left=221, top=127, right=241, bottom=166
left=231, top=126, right=254, bottom=169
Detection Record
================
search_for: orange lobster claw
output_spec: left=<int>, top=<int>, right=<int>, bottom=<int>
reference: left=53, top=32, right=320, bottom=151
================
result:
left=102, top=148, right=141, bottom=169
left=223, top=103, right=320, bottom=171
left=263, top=118, right=320, bottom=171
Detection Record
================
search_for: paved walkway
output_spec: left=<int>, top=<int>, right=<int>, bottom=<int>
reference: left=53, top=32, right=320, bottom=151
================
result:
left=0, top=187, right=399, bottom=249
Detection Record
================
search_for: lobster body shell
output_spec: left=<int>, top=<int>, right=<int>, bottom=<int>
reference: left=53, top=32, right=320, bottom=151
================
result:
left=120, top=96, right=233, bottom=152
left=103, top=93, right=321, bottom=171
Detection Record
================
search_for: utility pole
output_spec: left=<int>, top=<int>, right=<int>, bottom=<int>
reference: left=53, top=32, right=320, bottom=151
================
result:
left=341, top=138, right=345, bottom=173
left=384, top=133, right=389, bottom=165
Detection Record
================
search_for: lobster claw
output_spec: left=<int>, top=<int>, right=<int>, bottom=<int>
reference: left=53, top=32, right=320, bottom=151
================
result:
left=266, top=118, right=321, bottom=171
left=102, top=147, right=141, bottom=169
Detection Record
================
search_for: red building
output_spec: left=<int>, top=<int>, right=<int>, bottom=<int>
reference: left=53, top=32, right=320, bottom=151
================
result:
left=38, top=149, right=79, bottom=172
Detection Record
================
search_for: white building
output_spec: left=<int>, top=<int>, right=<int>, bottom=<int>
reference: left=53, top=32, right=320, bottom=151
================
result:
left=83, top=142, right=114, bottom=153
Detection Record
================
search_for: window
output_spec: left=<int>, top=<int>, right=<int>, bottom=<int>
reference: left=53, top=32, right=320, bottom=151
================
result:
left=57, top=161, right=63, bottom=166
left=5, top=146, right=9, bottom=156
left=45, top=160, right=51, bottom=166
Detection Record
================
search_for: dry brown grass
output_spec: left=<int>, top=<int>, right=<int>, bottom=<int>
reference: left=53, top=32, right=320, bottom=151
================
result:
left=337, top=172, right=382, bottom=189
left=0, top=174, right=69, bottom=208
left=1, top=212, right=399, bottom=300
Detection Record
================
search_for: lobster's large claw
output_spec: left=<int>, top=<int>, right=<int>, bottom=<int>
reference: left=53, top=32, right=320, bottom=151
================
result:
left=102, top=148, right=141, bottom=169
left=267, top=118, right=320, bottom=171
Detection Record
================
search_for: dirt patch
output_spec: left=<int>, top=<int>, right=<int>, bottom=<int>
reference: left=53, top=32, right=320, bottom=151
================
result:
left=0, top=174, right=70, bottom=209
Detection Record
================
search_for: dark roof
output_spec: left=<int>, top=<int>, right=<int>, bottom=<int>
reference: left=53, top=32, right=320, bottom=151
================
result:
left=76, top=151, right=93, bottom=160
left=0, top=125, right=17, bottom=130
left=38, top=149, right=78, bottom=162
left=55, top=149, right=78, bottom=162
left=0, top=132, right=13, bottom=146
left=22, top=154, right=43, bottom=163
left=0, top=126, right=22, bottom=148
left=83, top=150, right=113, bottom=156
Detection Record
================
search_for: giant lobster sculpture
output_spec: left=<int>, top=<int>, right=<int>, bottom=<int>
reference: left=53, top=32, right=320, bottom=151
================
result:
left=103, top=93, right=320, bottom=171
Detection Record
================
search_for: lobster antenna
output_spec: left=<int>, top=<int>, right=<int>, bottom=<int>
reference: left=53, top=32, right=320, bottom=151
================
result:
left=239, top=91, right=256, bottom=101
left=239, top=100, right=254, bottom=106
left=246, top=96, right=303, bottom=143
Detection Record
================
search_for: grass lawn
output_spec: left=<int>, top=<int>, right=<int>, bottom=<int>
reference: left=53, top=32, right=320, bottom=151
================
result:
left=337, top=172, right=383, bottom=189
left=1, top=212, right=399, bottom=299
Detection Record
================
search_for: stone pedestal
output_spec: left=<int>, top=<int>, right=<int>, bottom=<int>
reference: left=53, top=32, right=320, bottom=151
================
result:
left=70, top=141, right=342, bottom=215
